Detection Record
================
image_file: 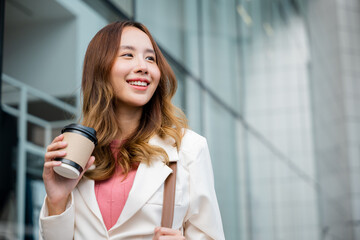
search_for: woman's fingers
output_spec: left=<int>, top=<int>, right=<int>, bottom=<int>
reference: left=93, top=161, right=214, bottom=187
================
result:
left=84, top=156, right=95, bottom=170
left=153, top=227, right=184, bottom=240
left=44, top=160, right=62, bottom=169
left=51, top=134, right=64, bottom=144
left=45, top=135, right=67, bottom=162
left=155, top=227, right=182, bottom=235
left=79, top=156, right=95, bottom=178
left=44, top=150, right=66, bottom=162
left=157, top=237, right=185, bottom=240
left=43, top=160, right=62, bottom=178
left=46, top=139, right=67, bottom=152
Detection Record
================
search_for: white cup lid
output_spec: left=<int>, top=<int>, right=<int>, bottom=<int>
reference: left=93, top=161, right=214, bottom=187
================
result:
left=54, top=163, right=80, bottom=179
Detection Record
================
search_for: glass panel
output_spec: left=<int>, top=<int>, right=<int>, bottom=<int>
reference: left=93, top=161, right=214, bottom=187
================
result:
left=204, top=93, right=239, bottom=239
left=169, top=61, right=186, bottom=110
left=136, top=0, right=186, bottom=65
left=109, top=0, right=133, bottom=18
left=200, top=0, right=240, bottom=110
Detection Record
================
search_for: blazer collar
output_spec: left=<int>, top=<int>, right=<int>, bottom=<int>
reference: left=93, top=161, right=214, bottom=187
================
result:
left=116, top=134, right=179, bottom=226
left=76, top=178, right=102, bottom=222
left=77, top=134, right=179, bottom=228
left=148, top=134, right=179, bottom=162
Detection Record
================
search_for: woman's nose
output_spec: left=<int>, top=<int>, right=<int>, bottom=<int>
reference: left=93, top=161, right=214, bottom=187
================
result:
left=134, top=58, right=148, bottom=74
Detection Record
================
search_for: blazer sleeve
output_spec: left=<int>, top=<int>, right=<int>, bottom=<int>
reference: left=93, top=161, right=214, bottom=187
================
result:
left=183, top=137, right=225, bottom=240
left=38, top=193, right=75, bottom=240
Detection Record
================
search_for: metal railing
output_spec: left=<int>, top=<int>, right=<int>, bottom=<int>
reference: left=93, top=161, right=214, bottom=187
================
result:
left=1, top=73, right=78, bottom=240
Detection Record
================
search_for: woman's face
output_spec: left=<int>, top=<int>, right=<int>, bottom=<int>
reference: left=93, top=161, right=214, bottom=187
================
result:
left=110, top=26, right=161, bottom=109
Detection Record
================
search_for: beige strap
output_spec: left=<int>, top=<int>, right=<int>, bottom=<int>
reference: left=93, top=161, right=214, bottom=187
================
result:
left=161, top=162, right=177, bottom=228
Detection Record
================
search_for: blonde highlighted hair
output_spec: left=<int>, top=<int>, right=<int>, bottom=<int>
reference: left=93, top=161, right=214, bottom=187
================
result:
left=81, top=21, right=187, bottom=180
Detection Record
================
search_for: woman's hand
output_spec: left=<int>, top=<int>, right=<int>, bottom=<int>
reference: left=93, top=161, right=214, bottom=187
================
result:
left=153, top=227, right=185, bottom=240
left=42, top=134, right=95, bottom=215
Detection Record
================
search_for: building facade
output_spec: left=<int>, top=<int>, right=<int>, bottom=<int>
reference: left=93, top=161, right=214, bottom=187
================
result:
left=0, top=0, right=359, bottom=239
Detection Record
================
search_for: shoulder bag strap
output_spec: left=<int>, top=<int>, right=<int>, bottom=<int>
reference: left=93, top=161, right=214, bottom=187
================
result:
left=161, top=162, right=177, bottom=228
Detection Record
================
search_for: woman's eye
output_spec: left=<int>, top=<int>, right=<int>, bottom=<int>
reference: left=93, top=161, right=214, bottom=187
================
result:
left=121, top=53, right=133, bottom=57
left=146, top=56, right=155, bottom=62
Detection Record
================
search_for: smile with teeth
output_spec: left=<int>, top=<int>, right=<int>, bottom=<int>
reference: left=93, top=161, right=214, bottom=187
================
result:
left=127, top=80, right=149, bottom=87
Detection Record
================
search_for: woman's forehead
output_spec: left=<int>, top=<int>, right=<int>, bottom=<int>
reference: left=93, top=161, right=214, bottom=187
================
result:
left=120, top=26, right=154, bottom=50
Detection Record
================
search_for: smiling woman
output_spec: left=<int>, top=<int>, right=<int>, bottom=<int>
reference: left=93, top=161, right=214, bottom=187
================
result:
left=38, top=20, right=225, bottom=240
left=110, top=26, right=160, bottom=108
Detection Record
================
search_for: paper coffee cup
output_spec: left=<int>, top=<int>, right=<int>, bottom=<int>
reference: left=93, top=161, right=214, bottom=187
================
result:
left=53, top=123, right=97, bottom=179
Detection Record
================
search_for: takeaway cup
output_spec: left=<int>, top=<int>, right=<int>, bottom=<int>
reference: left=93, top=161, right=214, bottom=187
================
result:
left=53, top=123, right=97, bottom=179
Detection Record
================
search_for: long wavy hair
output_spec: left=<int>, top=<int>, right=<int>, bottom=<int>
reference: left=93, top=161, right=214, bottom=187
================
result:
left=81, top=21, right=188, bottom=180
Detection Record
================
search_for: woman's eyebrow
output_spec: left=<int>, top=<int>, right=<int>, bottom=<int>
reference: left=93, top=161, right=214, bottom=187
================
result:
left=120, top=45, right=135, bottom=50
left=145, top=49, right=155, bottom=55
left=120, top=45, right=155, bottom=54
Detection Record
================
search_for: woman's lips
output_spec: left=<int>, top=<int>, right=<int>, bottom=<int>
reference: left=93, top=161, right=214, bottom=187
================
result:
left=126, top=79, right=150, bottom=90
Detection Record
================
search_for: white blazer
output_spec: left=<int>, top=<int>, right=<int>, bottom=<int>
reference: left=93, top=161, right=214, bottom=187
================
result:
left=39, top=129, right=225, bottom=240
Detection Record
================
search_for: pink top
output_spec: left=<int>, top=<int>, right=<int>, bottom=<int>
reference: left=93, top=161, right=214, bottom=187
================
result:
left=94, top=140, right=138, bottom=231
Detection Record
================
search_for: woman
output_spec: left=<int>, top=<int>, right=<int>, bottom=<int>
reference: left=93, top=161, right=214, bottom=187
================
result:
left=39, top=20, right=224, bottom=240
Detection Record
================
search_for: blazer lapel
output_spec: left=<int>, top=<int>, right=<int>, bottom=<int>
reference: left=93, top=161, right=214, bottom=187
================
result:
left=76, top=177, right=103, bottom=221
left=116, top=134, right=179, bottom=227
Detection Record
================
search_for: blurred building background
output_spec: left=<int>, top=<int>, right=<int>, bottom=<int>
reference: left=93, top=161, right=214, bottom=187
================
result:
left=0, top=0, right=359, bottom=239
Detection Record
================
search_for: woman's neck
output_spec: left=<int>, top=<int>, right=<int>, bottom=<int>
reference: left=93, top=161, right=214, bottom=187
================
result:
left=115, top=106, right=142, bottom=141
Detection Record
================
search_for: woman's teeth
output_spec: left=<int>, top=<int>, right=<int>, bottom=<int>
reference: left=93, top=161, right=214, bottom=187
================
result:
left=128, top=81, right=148, bottom=87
